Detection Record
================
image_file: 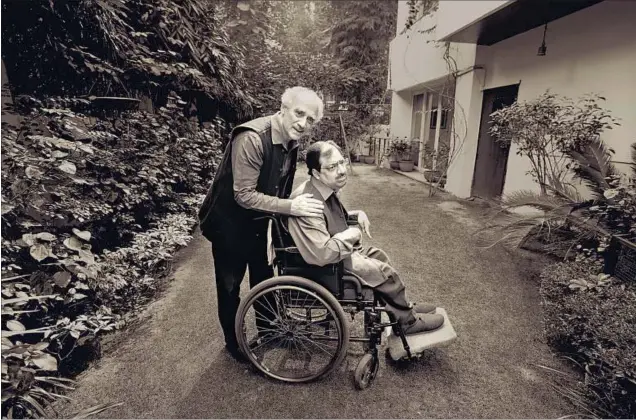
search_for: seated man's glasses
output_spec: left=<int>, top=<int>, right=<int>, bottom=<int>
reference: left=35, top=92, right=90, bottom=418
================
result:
left=322, top=159, right=349, bottom=172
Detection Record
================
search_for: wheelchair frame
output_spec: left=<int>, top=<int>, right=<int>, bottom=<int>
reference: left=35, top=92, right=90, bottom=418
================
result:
left=234, top=214, right=417, bottom=389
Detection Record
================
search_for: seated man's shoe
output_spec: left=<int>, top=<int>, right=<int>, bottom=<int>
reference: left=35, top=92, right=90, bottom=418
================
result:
left=411, top=302, right=436, bottom=314
left=402, top=313, right=444, bottom=335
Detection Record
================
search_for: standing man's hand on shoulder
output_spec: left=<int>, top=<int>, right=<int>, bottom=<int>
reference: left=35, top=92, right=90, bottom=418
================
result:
left=290, top=193, right=324, bottom=217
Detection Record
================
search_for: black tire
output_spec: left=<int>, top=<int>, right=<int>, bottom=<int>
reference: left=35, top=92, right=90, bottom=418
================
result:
left=354, top=353, right=378, bottom=390
left=235, top=275, right=350, bottom=383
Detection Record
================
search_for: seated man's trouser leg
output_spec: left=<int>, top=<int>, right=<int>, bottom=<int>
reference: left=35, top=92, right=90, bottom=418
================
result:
left=211, top=228, right=275, bottom=350
left=349, top=248, right=414, bottom=324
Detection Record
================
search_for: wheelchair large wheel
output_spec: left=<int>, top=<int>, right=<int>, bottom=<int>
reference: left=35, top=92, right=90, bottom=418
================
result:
left=235, top=276, right=350, bottom=383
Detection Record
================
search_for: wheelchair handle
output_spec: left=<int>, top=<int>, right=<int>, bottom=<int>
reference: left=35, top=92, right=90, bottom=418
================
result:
left=253, top=214, right=285, bottom=249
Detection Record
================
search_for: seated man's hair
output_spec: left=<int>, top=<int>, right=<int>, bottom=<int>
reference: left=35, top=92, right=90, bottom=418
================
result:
left=281, top=87, right=324, bottom=121
left=306, top=140, right=342, bottom=176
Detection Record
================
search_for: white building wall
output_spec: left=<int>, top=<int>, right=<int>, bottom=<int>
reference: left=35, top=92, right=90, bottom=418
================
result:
left=389, top=11, right=477, bottom=93
left=389, top=1, right=636, bottom=198
left=445, top=67, right=487, bottom=198
left=389, top=91, right=412, bottom=139
left=395, top=0, right=411, bottom=37
left=478, top=0, right=636, bottom=196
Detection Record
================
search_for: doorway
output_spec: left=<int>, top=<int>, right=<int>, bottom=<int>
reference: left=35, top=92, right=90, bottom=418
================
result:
left=471, top=84, right=519, bottom=198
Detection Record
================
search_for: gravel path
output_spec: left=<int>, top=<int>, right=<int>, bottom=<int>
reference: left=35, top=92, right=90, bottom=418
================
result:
left=58, top=165, right=573, bottom=418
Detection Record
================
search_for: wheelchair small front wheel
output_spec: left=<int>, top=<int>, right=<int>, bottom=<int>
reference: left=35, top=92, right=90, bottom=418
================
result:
left=236, top=276, right=350, bottom=383
left=354, top=353, right=378, bottom=390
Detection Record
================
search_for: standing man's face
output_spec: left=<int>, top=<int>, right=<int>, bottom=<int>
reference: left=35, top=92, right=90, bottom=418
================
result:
left=280, top=92, right=320, bottom=141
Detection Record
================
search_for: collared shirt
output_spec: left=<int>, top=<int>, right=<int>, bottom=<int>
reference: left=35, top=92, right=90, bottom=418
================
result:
left=231, top=112, right=298, bottom=215
left=287, top=178, right=361, bottom=267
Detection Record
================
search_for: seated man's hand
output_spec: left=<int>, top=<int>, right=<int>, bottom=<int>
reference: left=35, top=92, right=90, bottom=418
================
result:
left=340, top=226, right=362, bottom=244
left=290, top=193, right=324, bottom=217
left=351, top=210, right=372, bottom=238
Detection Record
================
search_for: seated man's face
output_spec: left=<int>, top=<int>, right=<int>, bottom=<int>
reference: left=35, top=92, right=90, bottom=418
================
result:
left=317, top=146, right=348, bottom=191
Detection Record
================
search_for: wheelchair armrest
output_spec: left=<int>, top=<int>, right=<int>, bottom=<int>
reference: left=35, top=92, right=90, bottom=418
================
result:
left=342, top=271, right=365, bottom=299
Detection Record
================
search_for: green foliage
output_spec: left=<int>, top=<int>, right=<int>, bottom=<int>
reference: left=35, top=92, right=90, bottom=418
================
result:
left=540, top=261, right=636, bottom=418
left=385, top=137, right=412, bottom=161
left=1, top=95, right=224, bottom=418
left=403, top=0, right=439, bottom=33
left=479, top=89, right=635, bottom=255
left=210, top=0, right=396, bottom=156
left=477, top=137, right=636, bottom=257
left=586, top=185, right=636, bottom=242
left=328, top=0, right=397, bottom=104
left=1, top=0, right=254, bottom=121
left=490, top=92, right=619, bottom=194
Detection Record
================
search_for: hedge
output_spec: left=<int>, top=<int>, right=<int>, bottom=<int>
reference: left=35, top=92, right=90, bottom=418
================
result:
left=1, top=93, right=224, bottom=418
left=540, top=260, right=636, bottom=418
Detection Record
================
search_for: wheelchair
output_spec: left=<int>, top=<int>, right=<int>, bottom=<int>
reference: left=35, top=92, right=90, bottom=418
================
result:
left=234, top=214, right=456, bottom=390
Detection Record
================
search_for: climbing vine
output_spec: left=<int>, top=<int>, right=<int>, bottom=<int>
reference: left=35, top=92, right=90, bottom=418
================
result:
left=403, top=0, right=439, bottom=33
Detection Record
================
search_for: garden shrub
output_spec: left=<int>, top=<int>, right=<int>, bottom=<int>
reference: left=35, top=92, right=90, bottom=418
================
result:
left=540, top=261, right=636, bottom=418
left=1, top=94, right=224, bottom=418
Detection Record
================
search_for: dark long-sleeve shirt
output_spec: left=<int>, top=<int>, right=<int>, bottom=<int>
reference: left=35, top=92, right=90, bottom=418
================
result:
left=231, top=113, right=298, bottom=215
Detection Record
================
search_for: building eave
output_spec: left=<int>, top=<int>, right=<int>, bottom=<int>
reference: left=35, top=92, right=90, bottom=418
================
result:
left=438, top=0, right=604, bottom=46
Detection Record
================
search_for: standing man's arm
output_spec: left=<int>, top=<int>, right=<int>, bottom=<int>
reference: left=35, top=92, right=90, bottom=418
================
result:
left=231, top=132, right=322, bottom=217
left=232, top=131, right=293, bottom=214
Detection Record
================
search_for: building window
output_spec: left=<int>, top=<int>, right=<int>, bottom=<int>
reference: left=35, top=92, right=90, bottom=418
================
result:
left=430, top=108, right=448, bottom=129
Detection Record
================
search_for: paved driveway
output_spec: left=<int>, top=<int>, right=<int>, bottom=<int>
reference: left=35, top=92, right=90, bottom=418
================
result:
left=58, top=165, right=573, bottom=418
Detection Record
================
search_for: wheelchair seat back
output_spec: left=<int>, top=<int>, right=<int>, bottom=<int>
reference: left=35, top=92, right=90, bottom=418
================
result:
left=268, top=215, right=344, bottom=298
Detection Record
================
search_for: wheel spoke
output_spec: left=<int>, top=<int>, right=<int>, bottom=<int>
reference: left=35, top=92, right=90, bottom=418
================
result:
left=237, top=281, right=349, bottom=383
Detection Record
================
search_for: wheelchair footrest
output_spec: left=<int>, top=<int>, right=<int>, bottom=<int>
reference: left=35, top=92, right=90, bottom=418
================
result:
left=385, top=307, right=457, bottom=361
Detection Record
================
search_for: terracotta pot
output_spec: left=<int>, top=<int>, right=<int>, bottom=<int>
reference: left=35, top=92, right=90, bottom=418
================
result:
left=363, top=156, right=376, bottom=164
left=389, top=161, right=400, bottom=170
left=398, top=161, right=414, bottom=172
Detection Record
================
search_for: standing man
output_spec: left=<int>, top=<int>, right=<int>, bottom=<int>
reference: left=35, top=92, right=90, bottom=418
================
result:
left=198, top=87, right=325, bottom=361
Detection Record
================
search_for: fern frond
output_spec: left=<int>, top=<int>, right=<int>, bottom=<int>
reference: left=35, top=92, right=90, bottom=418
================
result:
left=567, top=137, right=618, bottom=199
left=500, top=190, right=572, bottom=213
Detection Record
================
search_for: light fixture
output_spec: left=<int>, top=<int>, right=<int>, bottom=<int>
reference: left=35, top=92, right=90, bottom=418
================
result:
left=537, top=23, right=548, bottom=56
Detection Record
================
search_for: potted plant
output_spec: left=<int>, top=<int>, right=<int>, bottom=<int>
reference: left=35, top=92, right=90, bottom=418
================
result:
left=362, top=137, right=376, bottom=164
left=384, top=138, right=401, bottom=169
left=390, top=138, right=414, bottom=171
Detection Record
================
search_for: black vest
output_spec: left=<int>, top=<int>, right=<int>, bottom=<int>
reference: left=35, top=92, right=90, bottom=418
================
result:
left=198, top=115, right=298, bottom=241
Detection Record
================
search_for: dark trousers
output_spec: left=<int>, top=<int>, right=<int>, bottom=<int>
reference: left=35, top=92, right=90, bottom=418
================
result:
left=348, top=247, right=416, bottom=324
left=211, top=228, right=274, bottom=349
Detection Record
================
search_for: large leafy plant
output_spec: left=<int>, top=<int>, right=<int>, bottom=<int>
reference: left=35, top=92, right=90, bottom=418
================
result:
left=477, top=136, right=635, bottom=254
left=489, top=92, right=619, bottom=194
left=1, top=0, right=254, bottom=121
left=1, top=94, right=224, bottom=418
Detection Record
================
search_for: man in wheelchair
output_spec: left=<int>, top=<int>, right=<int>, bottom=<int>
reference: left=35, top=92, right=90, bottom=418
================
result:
left=286, top=140, right=445, bottom=336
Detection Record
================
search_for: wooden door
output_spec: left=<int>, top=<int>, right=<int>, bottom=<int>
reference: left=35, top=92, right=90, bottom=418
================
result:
left=471, top=84, right=519, bottom=198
